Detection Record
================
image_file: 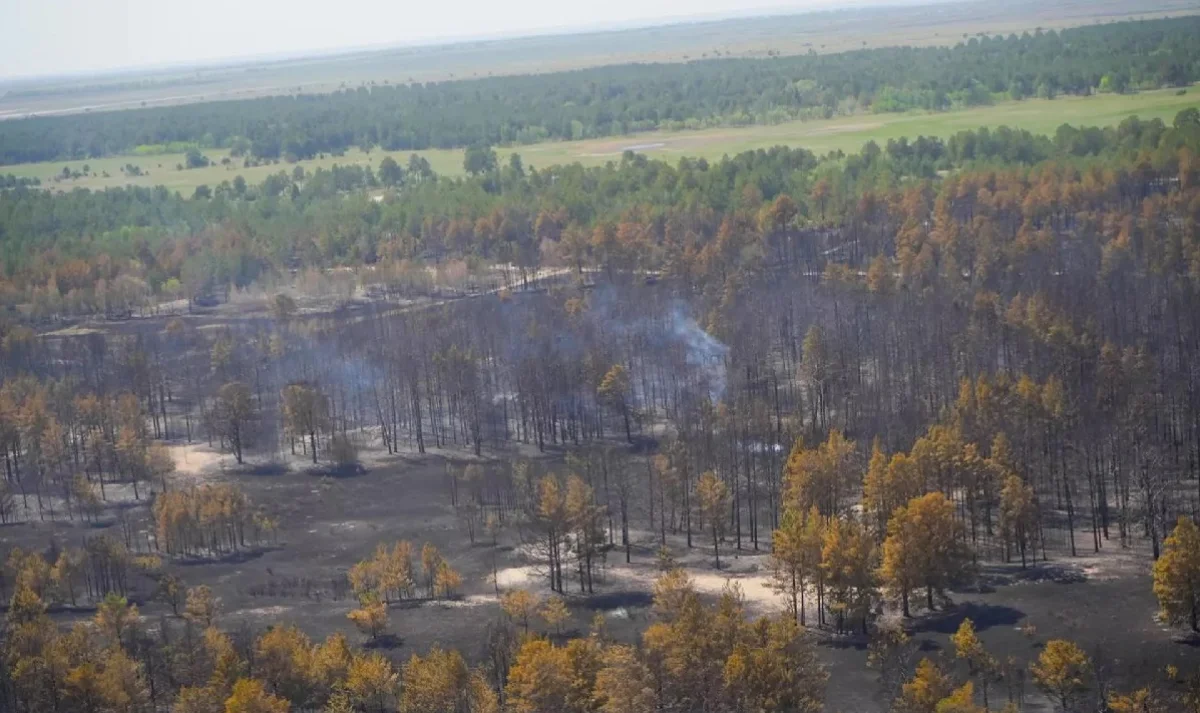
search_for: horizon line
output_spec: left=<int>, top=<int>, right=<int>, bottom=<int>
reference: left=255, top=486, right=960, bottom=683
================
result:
left=0, top=0, right=953, bottom=85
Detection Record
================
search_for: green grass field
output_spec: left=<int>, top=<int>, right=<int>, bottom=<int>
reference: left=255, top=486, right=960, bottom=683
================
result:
left=10, top=88, right=1198, bottom=195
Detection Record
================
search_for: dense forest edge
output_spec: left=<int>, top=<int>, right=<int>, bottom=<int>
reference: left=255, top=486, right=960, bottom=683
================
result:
left=0, top=108, right=1197, bottom=315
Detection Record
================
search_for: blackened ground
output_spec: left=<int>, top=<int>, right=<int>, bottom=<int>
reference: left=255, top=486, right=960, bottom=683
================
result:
left=4, top=447, right=1198, bottom=712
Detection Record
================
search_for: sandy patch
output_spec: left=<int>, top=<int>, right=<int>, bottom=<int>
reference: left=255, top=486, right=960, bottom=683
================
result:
left=240, top=605, right=294, bottom=618
left=495, top=565, right=539, bottom=589
left=607, top=554, right=783, bottom=612
left=688, top=568, right=779, bottom=607
left=430, top=595, right=498, bottom=608
left=40, top=325, right=103, bottom=337
left=1063, top=542, right=1153, bottom=581
left=169, top=443, right=226, bottom=480
left=493, top=552, right=787, bottom=614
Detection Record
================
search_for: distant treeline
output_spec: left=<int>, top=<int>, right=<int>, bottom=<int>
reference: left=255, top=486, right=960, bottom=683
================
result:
left=0, top=174, right=40, bottom=189
left=1, top=17, right=1197, bottom=165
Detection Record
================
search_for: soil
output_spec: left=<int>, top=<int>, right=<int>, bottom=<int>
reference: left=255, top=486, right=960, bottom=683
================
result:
left=5, top=437, right=1199, bottom=712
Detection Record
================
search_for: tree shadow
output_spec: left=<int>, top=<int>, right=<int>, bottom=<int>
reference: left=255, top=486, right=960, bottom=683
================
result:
left=234, top=462, right=290, bottom=477
left=545, top=629, right=582, bottom=643
left=910, top=601, right=1025, bottom=635
left=308, top=463, right=368, bottom=478
left=1171, top=632, right=1200, bottom=647
left=364, top=633, right=403, bottom=650
left=972, top=562, right=1086, bottom=590
left=388, top=597, right=453, bottom=610
left=578, top=590, right=654, bottom=611
left=819, top=633, right=870, bottom=651
left=107, top=498, right=149, bottom=512
left=176, top=547, right=277, bottom=566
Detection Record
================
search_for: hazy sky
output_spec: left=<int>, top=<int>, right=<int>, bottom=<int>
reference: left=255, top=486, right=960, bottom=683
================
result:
left=0, top=0, right=897, bottom=79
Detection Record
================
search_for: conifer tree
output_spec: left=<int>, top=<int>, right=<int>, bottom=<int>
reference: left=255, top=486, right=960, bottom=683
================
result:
left=1152, top=517, right=1200, bottom=631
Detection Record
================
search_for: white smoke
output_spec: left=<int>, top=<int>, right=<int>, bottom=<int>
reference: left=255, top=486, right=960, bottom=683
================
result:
left=670, top=307, right=729, bottom=403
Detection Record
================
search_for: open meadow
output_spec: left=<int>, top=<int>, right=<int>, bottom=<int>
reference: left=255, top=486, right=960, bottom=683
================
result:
left=12, top=87, right=1199, bottom=194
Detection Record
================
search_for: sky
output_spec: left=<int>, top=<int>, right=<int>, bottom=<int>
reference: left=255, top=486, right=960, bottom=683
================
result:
left=0, top=0, right=913, bottom=80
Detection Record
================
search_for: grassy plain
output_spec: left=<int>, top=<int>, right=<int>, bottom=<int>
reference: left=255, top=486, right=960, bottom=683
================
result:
left=12, top=88, right=1198, bottom=195
left=0, top=0, right=1192, bottom=119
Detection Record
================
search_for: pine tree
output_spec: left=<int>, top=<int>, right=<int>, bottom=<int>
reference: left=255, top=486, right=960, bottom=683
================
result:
left=1107, top=688, right=1173, bottom=713
left=347, top=593, right=389, bottom=643
left=862, top=440, right=891, bottom=538
left=593, top=644, right=657, bottom=713
left=504, top=639, right=573, bottom=713
left=501, top=589, right=539, bottom=634
left=770, top=505, right=823, bottom=625
left=1152, top=517, right=1200, bottom=631
left=935, top=682, right=984, bottom=713
left=1031, top=639, right=1090, bottom=713
left=951, top=618, right=996, bottom=708
left=999, top=473, right=1038, bottom=568
left=345, top=652, right=398, bottom=712
left=895, top=658, right=952, bottom=713
left=185, top=585, right=218, bottom=627
left=400, top=647, right=496, bottom=713
left=697, top=471, right=730, bottom=568
left=784, top=430, right=856, bottom=518
left=540, top=596, right=570, bottom=636
left=821, top=516, right=877, bottom=634
left=880, top=493, right=972, bottom=616
left=223, top=679, right=289, bottom=713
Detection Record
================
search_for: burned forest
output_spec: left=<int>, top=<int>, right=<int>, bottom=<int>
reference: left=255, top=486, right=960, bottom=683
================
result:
left=4, top=22, right=1200, bottom=713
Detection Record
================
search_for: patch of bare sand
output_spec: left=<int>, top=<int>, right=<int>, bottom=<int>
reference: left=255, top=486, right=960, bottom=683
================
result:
left=240, top=605, right=294, bottom=618
left=1064, top=541, right=1153, bottom=581
left=495, top=564, right=538, bottom=589
left=40, top=325, right=104, bottom=337
left=433, top=595, right=498, bottom=608
left=169, top=443, right=226, bottom=480
left=610, top=554, right=783, bottom=613
left=493, top=554, right=787, bottom=614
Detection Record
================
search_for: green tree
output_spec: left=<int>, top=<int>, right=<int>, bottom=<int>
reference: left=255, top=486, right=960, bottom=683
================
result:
left=378, top=156, right=404, bottom=186
left=463, top=145, right=498, bottom=176
left=185, top=148, right=209, bottom=169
